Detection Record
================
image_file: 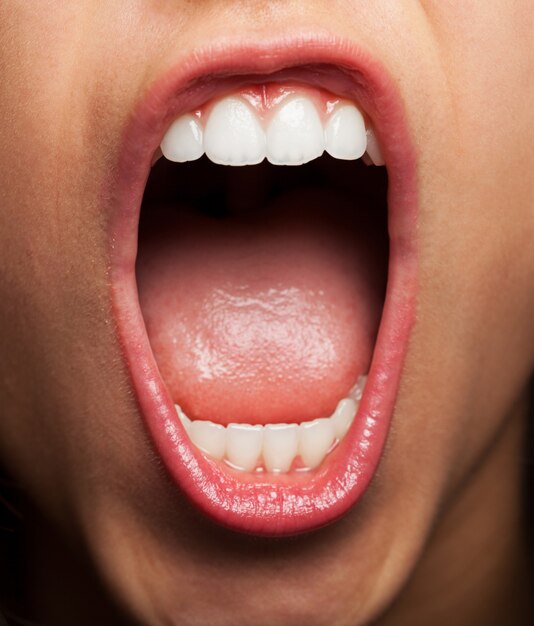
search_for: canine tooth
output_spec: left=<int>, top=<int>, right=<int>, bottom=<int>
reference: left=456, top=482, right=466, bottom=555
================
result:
left=266, top=96, right=324, bottom=165
left=325, top=104, right=367, bottom=160
left=298, top=418, right=335, bottom=469
left=204, top=97, right=265, bottom=166
left=226, top=424, right=263, bottom=471
left=365, top=127, right=385, bottom=165
left=330, top=398, right=357, bottom=439
left=189, top=420, right=226, bottom=460
left=160, top=114, right=204, bottom=163
left=263, top=423, right=299, bottom=472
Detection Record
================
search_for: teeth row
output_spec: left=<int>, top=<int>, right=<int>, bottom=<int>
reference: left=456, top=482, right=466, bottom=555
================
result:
left=160, top=96, right=385, bottom=167
left=176, top=376, right=366, bottom=473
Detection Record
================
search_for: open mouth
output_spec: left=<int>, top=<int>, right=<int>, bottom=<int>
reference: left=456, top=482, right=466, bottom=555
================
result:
left=111, top=37, right=418, bottom=536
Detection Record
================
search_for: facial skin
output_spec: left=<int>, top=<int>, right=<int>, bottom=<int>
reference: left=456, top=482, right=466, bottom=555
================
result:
left=0, top=2, right=533, bottom=625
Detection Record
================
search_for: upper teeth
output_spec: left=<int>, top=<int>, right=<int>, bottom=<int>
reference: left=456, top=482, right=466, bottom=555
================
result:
left=265, top=96, right=325, bottom=165
left=160, top=92, right=384, bottom=167
left=176, top=375, right=367, bottom=473
left=205, top=97, right=266, bottom=166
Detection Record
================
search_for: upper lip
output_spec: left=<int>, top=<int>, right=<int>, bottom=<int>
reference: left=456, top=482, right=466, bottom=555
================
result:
left=110, top=31, right=418, bottom=536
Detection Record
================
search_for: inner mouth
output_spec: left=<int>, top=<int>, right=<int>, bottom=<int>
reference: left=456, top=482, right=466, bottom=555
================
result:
left=135, top=98, right=389, bottom=475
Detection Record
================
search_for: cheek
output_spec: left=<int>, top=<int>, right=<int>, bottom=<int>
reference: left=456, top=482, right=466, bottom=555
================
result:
left=0, top=8, right=140, bottom=514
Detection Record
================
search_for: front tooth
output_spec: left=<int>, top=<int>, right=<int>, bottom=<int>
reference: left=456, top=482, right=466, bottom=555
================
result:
left=266, top=96, right=325, bottom=165
left=298, top=418, right=335, bottom=469
left=263, top=423, right=299, bottom=473
left=325, top=104, right=367, bottom=160
left=226, top=423, right=263, bottom=471
left=365, top=127, right=385, bottom=165
left=204, top=97, right=266, bottom=166
left=330, top=398, right=357, bottom=439
left=160, top=114, right=204, bottom=163
left=189, top=420, right=226, bottom=460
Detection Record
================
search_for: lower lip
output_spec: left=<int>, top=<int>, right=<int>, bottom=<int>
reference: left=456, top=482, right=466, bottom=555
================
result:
left=110, top=33, right=418, bottom=536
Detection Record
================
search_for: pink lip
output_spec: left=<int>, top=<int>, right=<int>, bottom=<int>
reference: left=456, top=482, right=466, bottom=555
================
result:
left=110, top=33, right=418, bottom=536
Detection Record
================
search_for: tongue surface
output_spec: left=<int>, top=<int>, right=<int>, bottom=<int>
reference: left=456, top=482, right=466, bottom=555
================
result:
left=137, top=188, right=386, bottom=425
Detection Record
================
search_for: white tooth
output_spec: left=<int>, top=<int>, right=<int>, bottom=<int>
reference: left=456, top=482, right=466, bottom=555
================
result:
left=266, top=96, right=325, bottom=165
left=365, top=127, right=385, bottom=165
left=263, top=423, right=299, bottom=473
left=298, top=418, right=335, bottom=469
left=189, top=420, right=226, bottom=460
left=226, top=423, right=263, bottom=471
left=325, top=104, right=367, bottom=160
left=204, top=97, right=265, bottom=166
left=160, top=114, right=204, bottom=163
left=330, top=398, right=357, bottom=439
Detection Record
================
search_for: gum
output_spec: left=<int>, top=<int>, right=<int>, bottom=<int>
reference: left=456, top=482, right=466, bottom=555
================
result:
left=191, top=82, right=355, bottom=126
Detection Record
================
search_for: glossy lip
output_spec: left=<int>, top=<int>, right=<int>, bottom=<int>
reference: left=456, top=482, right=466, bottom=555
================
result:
left=110, top=32, right=418, bottom=536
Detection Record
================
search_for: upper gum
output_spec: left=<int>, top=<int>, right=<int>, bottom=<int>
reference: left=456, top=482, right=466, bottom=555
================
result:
left=190, top=82, right=361, bottom=125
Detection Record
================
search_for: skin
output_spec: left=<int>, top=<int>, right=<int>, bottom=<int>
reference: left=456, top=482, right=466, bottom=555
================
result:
left=0, top=1, right=533, bottom=625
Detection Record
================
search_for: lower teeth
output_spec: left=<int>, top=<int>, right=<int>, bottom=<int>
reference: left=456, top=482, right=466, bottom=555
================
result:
left=176, top=375, right=367, bottom=473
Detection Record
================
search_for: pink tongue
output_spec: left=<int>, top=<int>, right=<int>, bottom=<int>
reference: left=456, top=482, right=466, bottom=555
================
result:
left=137, top=189, right=386, bottom=425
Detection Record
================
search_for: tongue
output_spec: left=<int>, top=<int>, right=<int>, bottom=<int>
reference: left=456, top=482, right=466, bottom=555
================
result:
left=136, top=188, right=387, bottom=425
